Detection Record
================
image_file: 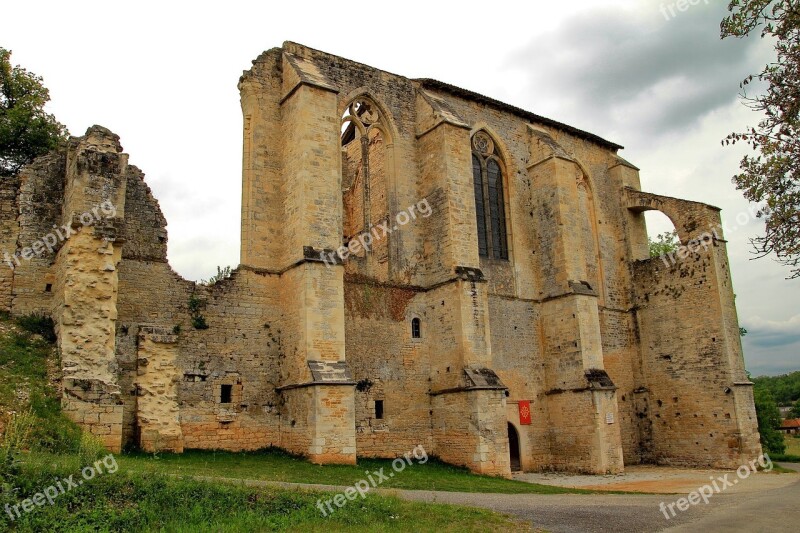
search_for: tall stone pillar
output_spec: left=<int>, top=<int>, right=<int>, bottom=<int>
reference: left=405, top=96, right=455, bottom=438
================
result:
left=246, top=48, right=358, bottom=464
left=56, top=126, right=127, bottom=452
left=528, top=132, right=624, bottom=474
left=415, top=100, right=510, bottom=476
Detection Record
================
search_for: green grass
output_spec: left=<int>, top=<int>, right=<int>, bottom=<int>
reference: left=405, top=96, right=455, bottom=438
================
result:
left=0, top=319, right=83, bottom=454
left=785, top=434, right=800, bottom=456
left=771, top=435, right=800, bottom=463
left=3, top=458, right=526, bottom=532
left=115, top=448, right=588, bottom=495
left=768, top=464, right=797, bottom=473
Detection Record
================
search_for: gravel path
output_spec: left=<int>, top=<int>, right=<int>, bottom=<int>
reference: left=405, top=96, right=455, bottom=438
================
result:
left=399, top=463, right=800, bottom=532
left=180, top=463, right=800, bottom=532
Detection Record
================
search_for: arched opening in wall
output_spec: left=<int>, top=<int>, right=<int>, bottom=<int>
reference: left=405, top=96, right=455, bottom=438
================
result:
left=507, top=422, right=521, bottom=472
left=575, top=168, right=603, bottom=302
left=411, top=317, right=421, bottom=339
left=643, top=210, right=679, bottom=261
left=341, top=98, right=391, bottom=277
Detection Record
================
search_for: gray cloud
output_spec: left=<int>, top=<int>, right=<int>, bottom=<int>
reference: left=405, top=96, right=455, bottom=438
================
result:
left=743, top=315, right=800, bottom=348
left=508, top=1, right=769, bottom=138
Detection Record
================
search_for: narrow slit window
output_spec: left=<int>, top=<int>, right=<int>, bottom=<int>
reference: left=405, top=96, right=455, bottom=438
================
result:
left=220, top=384, right=233, bottom=404
left=411, top=317, right=421, bottom=339
left=375, top=399, right=384, bottom=420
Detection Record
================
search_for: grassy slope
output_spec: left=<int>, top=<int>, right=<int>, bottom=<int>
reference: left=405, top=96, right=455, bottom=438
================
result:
left=117, top=449, right=587, bottom=495
left=0, top=314, right=82, bottom=452
left=0, top=314, right=532, bottom=531
left=6, top=460, right=527, bottom=532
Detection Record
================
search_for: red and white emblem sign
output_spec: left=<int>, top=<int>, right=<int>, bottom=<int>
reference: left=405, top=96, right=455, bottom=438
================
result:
left=518, top=400, right=531, bottom=425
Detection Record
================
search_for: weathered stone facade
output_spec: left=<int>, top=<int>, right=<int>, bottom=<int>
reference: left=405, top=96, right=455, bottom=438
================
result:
left=0, top=42, right=760, bottom=476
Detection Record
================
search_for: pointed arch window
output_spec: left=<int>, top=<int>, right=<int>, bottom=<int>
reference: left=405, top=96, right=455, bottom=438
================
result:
left=472, top=131, right=508, bottom=260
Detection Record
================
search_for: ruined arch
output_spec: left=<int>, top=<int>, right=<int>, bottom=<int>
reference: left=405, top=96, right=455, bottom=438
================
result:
left=624, top=188, right=723, bottom=262
left=573, top=159, right=605, bottom=305
left=340, top=93, right=398, bottom=280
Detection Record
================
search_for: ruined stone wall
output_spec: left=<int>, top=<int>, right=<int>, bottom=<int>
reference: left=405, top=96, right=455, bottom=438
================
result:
left=122, top=166, right=168, bottom=262
left=633, top=250, right=760, bottom=467
left=116, top=261, right=285, bottom=451
left=239, top=49, right=284, bottom=270
left=0, top=175, right=20, bottom=312
left=5, top=152, right=64, bottom=316
left=136, top=327, right=182, bottom=452
left=344, top=280, right=433, bottom=457
left=0, top=42, right=758, bottom=476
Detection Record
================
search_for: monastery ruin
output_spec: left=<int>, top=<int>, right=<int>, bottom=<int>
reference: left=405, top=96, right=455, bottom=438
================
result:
left=0, top=42, right=761, bottom=476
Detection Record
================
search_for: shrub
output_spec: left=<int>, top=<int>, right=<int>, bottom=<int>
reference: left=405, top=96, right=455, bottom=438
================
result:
left=15, top=313, right=56, bottom=343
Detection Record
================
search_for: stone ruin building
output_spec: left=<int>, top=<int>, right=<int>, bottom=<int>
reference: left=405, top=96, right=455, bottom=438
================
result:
left=0, top=42, right=761, bottom=477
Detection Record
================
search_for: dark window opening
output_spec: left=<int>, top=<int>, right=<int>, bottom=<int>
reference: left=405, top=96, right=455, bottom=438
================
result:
left=411, top=317, right=421, bottom=339
left=472, top=154, right=488, bottom=257
left=44, top=283, right=52, bottom=292
left=471, top=132, right=509, bottom=260
left=220, top=384, right=233, bottom=404
left=375, top=399, right=384, bottom=420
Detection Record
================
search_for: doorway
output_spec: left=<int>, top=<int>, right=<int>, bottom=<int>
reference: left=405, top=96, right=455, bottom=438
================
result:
left=508, top=422, right=521, bottom=472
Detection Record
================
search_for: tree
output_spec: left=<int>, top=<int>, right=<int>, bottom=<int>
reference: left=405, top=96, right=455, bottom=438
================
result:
left=0, top=47, right=68, bottom=177
left=721, top=1, right=800, bottom=279
left=790, top=398, right=800, bottom=418
left=753, top=387, right=787, bottom=454
left=648, top=230, right=679, bottom=258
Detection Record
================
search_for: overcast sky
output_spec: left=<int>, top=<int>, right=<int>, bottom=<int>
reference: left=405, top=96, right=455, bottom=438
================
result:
left=4, top=0, right=798, bottom=376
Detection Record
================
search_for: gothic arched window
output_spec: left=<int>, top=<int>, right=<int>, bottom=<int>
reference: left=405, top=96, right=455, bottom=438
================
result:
left=471, top=131, right=508, bottom=260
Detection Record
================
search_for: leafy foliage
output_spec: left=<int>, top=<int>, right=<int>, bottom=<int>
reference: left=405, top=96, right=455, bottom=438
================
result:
left=790, top=398, right=800, bottom=417
left=752, top=370, right=800, bottom=405
left=200, top=265, right=233, bottom=286
left=721, top=1, right=800, bottom=278
left=648, top=230, right=679, bottom=258
left=0, top=48, right=68, bottom=177
left=188, top=293, right=209, bottom=330
left=753, top=387, right=787, bottom=454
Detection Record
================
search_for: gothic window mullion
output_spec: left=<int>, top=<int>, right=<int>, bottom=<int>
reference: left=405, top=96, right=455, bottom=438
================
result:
left=480, top=157, right=494, bottom=257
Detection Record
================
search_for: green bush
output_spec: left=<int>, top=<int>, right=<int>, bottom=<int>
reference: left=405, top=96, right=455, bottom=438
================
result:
left=754, top=387, right=786, bottom=455
left=770, top=453, right=800, bottom=463
left=15, top=313, right=56, bottom=343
